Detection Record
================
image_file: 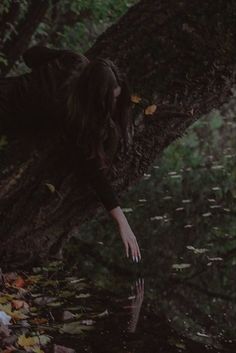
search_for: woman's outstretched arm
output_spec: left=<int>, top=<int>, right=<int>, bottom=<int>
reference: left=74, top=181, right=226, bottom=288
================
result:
left=72, top=151, right=141, bottom=262
left=109, top=206, right=141, bottom=262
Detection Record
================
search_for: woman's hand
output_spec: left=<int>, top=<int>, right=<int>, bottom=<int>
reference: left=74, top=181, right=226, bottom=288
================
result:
left=118, top=221, right=141, bottom=262
left=109, top=206, right=141, bottom=262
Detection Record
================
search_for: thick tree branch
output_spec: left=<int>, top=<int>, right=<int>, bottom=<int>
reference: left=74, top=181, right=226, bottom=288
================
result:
left=0, top=0, right=51, bottom=75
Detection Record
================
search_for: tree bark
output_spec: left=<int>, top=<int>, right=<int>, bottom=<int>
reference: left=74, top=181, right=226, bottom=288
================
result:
left=0, top=0, right=52, bottom=76
left=0, top=0, right=235, bottom=270
left=0, top=1, right=20, bottom=49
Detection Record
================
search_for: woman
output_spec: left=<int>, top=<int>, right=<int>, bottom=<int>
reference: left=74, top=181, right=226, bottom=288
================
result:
left=0, top=45, right=141, bottom=262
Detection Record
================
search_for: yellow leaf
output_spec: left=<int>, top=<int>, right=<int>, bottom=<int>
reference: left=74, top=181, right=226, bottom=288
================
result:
left=131, top=95, right=142, bottom=103
left=0, top=294, right=14, bottom=304
left=10, top=310, right=29, bottom=321
left=0, top=303, right=28, bottom=321
left=32, top=348, right=45, bottom=353
left=45, top=183, right=55, bottom=193
left=0, top=303, right=12, bottom=316
left=144, top=104, right=157, bottom=115
left=18, top=334, right=39, bottom=348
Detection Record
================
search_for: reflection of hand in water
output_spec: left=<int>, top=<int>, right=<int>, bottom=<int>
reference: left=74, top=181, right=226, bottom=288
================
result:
left=127, top=278, right=144, bottom=333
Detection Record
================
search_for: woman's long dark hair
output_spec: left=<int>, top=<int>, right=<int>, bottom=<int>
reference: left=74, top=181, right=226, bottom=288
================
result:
left=64, top=56, right=133, bottom=171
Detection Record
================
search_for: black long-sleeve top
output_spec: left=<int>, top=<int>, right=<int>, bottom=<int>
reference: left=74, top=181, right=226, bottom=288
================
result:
left=4, top=45, right=120, bottom=212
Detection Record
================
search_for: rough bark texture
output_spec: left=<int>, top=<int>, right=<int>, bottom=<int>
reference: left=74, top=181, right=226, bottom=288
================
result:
left=0, top=0, right=51, bottom=75
left=0, top=1, right=20, bottom=47
left=0, top=0, right=236, bottom=270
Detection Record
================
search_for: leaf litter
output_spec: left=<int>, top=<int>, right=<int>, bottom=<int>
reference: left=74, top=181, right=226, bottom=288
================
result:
left=0, top=260, right=109, bottom=352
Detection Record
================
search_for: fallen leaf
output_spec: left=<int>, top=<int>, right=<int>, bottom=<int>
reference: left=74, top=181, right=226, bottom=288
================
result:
left=202, top=212, right=212, bottom=217
left=91, top=309, right=109, bottom=318
left=150, top=216, right=163, bottom=221
left=38, top=334, right=51, bottom=346
left=0, top=323, right=11, bottom=337
left=0, top=311, right=12, bottom=325
left=186, top=246, right=208, bottom=254
left=30, top=317, right=48, bottom=324
left=172, top=263, right=191, bottom=270
left=130, top=95, right=142, bottom=103
left=0, top=295, right=14, bottom=304
left=32, top=347, right=45, bottom=353
left=175, top=342, right=186, bottom=349
left=18, top=334, right=51, bottom=348
left=0, top=303, right=28, bottom=321
left=122, top=208, right=133, bottom=213
left=144, top=104, right=157, bottom=115
left=212, top=186, right=221, bottom=191
left=46, top=301, right=63, bottom=307
left=80, top=319, right=95, bottom=325
left=1, top=347, right=16, bottom=353
left=25, top=275, right=42, bottom=285
left=11, top=299, right=29, bottom=310
left=45, top=183, right=56, bottom=193
left=12, top=276, right=25, bottom=288
left=54, top=344, right=75, bottom=353
left=10, top=310, right=29, bottom=321
left=34, top=296, right=57, bottom=306
left=175, top=207, right=184, bottom=211
left=18, top=334, right=39, bottom=348
left=184, top=224, right=193, bottom=228
left=60, top=321, right=94, bottom=335
left=75, top=293, right=91, bottom=299
left=196, top=332, right=210, bottom=337
left=62, top=311, right=75, bottom=321
left=3, top=272, right=18, bottom=285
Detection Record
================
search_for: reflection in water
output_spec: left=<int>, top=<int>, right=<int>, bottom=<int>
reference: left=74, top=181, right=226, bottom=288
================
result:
left=126, top=278, right=144, bottom=333
left=62, top=108, right=236, bottom=352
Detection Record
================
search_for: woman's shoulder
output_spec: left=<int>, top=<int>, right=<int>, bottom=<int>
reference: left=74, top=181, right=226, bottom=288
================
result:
left=22, top=45, right=89, bottom=71
left=58, top=49, right=89, bottom=70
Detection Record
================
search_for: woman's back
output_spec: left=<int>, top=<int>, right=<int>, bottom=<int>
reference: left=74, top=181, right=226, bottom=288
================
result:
left=1, top=46, right=89, bottom=132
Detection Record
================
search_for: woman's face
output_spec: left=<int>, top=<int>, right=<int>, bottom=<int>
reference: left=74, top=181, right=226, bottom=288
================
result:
left=108, top=85, right=121, bottom=118
left=113, top=85, right=121, bottom=103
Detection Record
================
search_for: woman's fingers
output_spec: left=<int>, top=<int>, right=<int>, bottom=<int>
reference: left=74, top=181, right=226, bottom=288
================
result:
left=133, top=239, right=141, bottom=262
left=120, top=229, right=141, bottom=262
left=126, top=245, right=141, bottom=262
left=124, top=241, right=129, bottom=258
left=137, top=245, right=141, bottom=261
left=133, top=238, right=141, bottom=261
left=130, top=241, right=135, bottom=261
left=131, top=236, right=141, bottom=261
left=129, top=240, right=141, bottom=262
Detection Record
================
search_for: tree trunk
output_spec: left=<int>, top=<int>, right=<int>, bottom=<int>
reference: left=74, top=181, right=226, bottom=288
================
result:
left=0, top=0, right=52, bottom=75
left=0, top=1, right=20, bottom=49
left=0, top=0, right=235, bottom=270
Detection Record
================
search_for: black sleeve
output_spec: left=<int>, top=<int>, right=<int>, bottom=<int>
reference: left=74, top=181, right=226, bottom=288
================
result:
left=72, top=150, right=120, bottom=212
left=22, top=45, right=78, bottom=69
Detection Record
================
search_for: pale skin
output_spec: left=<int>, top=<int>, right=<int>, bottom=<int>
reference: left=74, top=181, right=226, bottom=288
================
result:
left=109, top=86, right=142, bottom=263
left=110, top=206, right=141, bottom=263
